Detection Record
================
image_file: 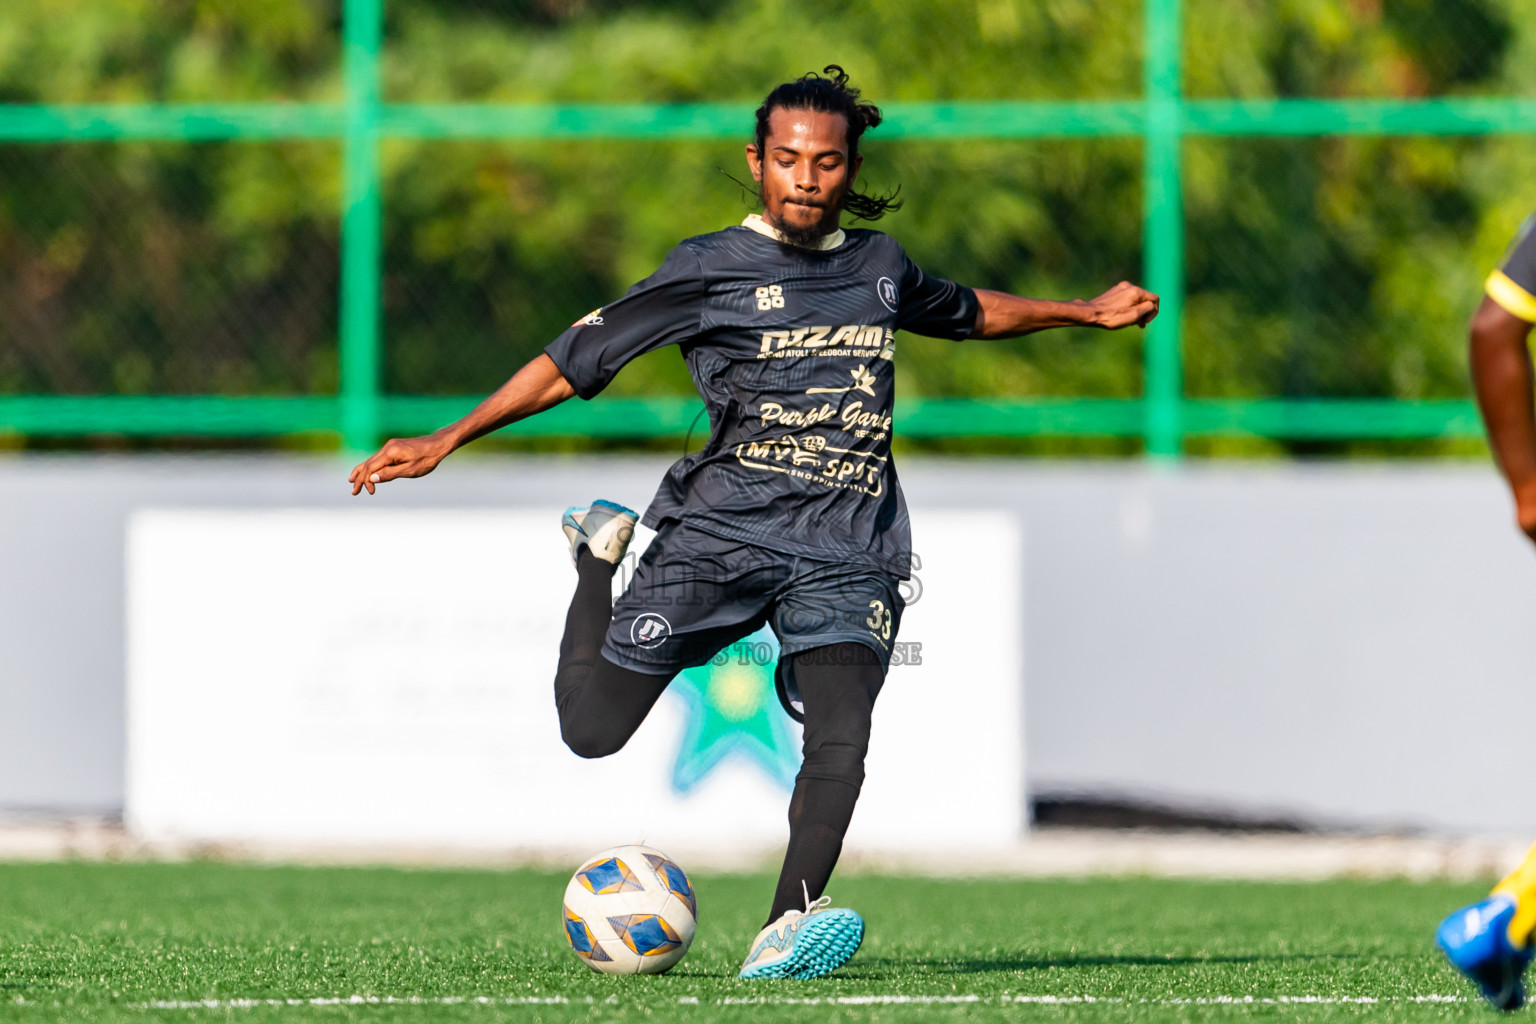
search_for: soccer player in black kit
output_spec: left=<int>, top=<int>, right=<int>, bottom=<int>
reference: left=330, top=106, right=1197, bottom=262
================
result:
left=350, top=67, right=1158, bottom=979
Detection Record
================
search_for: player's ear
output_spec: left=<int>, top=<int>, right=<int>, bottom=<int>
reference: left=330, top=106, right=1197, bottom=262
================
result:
left=849, top=151, right=862, bottom=185
left=745, top=143, right=763, bottom=183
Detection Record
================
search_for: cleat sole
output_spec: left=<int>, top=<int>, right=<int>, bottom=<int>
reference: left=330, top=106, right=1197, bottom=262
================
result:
left=738, top=909, right=864, bottom=980
left=589, top=498, right=638, bottom=519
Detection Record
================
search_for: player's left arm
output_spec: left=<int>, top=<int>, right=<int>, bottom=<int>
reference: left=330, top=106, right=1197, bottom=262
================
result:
left=1470, top=296, right=1536, bottom=543
left=1473, top=216, right=1536, bottom=543
left=971, top=282, right=1160, bottom=339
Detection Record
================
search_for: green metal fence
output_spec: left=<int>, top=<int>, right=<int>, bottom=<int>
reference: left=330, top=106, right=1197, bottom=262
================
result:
left=0, top=0, right=1514, bottom=456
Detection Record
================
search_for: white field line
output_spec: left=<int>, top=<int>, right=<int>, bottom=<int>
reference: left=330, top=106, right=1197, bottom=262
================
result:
left=112, top=993, right=1471, bottom=1011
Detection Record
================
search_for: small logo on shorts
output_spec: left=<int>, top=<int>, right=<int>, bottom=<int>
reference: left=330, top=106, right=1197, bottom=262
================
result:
left=876, top=277, right=898, bottom=312
left=632, top=613, right=672, bottom=649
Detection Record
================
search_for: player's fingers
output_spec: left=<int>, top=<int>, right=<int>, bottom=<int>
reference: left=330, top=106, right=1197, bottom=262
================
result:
left=1103, top=300, right=1153, bottom=328
left=362, top=453, right=396, bottom=494
left=1115, top=288, right=1154, bottom=312
left=369, top=451, right=425, bottom=487
left=371, top=442, right=407, bottom=471
left=1117, top=285, right=1152, bottom=308
left=352, top=455, right=383, bottom=495
left=352, top=440, right=429, bottom=494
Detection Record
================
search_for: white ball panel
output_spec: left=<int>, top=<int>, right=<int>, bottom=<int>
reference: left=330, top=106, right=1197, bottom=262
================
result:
left=594, top=939, right=644, bottom=975
left=635, top=944, right=685, bottom=974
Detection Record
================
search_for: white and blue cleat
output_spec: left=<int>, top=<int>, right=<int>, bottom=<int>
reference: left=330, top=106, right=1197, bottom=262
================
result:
left=738, top=895, right=864, bottom=980
left=1437, top=894, right=1534, bottom=1011
left=561, top=499, right=637, bottom=567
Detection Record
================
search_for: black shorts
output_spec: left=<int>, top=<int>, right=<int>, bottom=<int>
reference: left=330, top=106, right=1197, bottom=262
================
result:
left=601, top=521, right=905, bottom=712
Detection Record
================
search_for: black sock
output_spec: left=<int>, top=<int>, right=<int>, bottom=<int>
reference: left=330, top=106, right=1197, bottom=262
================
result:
left=765, top=643, right=883, bottom=926
left=553, top=549, right=671, bottom=759
left=767, top=775, right=862, bottom=924
left=554, top=549, right=619, bottom=716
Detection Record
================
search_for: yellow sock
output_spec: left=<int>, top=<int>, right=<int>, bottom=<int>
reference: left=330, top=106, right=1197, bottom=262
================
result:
left=1492, top=840, right=1536, bottom=947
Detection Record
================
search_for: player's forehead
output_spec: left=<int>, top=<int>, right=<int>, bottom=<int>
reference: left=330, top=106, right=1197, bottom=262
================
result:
left=763, top=107, right=850, bottom=156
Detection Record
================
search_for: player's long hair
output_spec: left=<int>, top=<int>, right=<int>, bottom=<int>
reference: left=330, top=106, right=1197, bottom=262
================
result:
left=753, top=65, right=902, bottom=222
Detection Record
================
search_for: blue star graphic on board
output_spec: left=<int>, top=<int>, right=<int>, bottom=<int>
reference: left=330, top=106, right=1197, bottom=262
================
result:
left=667, top=626, right=801, bottom=794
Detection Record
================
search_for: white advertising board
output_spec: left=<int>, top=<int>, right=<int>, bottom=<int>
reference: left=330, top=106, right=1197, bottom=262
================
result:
left=126, top=509, right=1022, bottom=855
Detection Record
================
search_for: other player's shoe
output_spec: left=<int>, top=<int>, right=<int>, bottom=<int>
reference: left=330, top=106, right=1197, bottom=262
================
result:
left=561, top=500, right=637, bottom=567
left=737, top=894, right=864, bottom=980
left=1437, top=894, right=1534, bottom=1011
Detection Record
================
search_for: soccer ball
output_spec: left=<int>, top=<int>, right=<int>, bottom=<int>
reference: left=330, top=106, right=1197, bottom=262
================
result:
left=561, top=844, right=698, bottom=974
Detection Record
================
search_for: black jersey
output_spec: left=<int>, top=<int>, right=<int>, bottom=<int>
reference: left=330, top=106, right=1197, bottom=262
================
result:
left=544, top=218, right=978, bottom=577
left=1488, top=213, right=1536, bottom=323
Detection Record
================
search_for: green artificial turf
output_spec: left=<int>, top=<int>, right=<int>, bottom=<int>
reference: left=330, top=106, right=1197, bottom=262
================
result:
left=0, top=860, right=1504, bottom=1022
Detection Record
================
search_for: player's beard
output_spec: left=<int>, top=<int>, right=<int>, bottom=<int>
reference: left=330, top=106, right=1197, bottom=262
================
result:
left=775, top=200, right=837, bottom=248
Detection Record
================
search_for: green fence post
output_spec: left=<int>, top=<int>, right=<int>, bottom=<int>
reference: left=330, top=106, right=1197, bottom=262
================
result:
left=1143, top=0, right=1185, bottom=459
left=340, top=0, right=385, bottom=451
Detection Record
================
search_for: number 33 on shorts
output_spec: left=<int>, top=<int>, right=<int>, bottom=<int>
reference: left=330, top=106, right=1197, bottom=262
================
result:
left=866, top=600, right=893, bottom=641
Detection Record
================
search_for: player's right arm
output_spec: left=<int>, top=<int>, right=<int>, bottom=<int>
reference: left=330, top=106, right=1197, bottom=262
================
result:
left=349, top=244, right=704, bottom=496
left=1471, top=216, right=1536, bottom=542
left=348, top=353, right=574, bottom=495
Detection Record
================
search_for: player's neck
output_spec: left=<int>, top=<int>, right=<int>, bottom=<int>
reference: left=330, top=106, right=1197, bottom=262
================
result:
left=742, top=213, right=845, bottom=251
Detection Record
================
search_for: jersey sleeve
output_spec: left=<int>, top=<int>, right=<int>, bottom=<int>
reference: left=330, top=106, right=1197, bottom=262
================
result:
left=544, top=244, right=706, bottom=399
left=1487, top=215, right=1536, bottom=323
left=895, top=251, right=979, bottom=340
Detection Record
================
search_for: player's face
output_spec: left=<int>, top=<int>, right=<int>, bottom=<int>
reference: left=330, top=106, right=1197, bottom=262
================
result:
left=747, top=108, right=862, bottom=241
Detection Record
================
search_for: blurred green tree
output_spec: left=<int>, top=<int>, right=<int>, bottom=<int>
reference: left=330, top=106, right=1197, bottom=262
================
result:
left=0, top=0, right=1528, bottom=457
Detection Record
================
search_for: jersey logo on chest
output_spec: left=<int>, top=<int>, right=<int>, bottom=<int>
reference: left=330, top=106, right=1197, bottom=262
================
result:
left=757, top=324, right=891, bottom=359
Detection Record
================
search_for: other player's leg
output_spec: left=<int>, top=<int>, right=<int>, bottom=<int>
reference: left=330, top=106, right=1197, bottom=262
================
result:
left=1438, top=840, right=1536, bottom=1010
left=738, top=642, right=880, bottom=980
left=553, top=501, right=670, bottom=758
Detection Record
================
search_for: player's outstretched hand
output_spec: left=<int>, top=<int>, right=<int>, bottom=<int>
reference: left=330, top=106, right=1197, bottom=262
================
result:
left=1087, top=281, right=1160, bottom=329
left=349, top=435, right=453, bottom=495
